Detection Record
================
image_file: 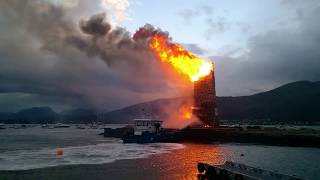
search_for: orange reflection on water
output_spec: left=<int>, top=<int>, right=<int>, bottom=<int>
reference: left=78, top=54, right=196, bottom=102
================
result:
left=137, top=143, right=228, bottom=180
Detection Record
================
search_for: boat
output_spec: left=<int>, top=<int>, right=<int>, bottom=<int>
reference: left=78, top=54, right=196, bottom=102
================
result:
left=88, top=124, right=98, bottom=129
left=122, top=119, right=164, bottom=143
left=197, top=161, right=303, bottom=180
left=76, top=124, right=86, bottom=129
left=13, top=124, right=27, bottom=129
left=0, top=123, right=6, bottom=129
left=53, top=123, right=70, bottom=128
left=41, top=124, right=53, bottom=129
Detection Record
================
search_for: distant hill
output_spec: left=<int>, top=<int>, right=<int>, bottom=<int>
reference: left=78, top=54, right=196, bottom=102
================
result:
left=1, top=81, right=320, bottom=124
left=217, top=81, right=320, bottom=124
left=14, top=107, right=58, bottom=124
left=0, top=107, right=96, bottom=124
left=99, top=97, right=189, bottom=124
left=101, top=81, right=320, bottom=124
left=60, top=108, right=97, bottom=123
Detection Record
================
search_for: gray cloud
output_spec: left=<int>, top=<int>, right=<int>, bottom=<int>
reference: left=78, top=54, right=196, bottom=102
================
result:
left=182, top=43, right=205, bottom=55
left=178, top=9, right=199, bottom=24
left=212, top=2, right=320, bottom=96
left=236, top=22, right=251, bottom=34
left=205, top=16, right=228, bottom=40
left=200, top=5, right=214, bottom=16
left=178, top=5, right=214, bottom=24
left=178, top=5, right=228, bottom=40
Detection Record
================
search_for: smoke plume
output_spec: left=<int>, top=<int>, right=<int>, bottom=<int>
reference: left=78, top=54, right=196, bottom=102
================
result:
left=0, top=0, right=195, bottom=128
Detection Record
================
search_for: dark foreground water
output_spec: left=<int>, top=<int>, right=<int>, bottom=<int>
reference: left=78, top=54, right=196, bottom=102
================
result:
left=0, top=126, right=319, bottom=179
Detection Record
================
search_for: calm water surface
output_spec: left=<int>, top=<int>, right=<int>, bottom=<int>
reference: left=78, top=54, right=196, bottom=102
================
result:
left=0, top=126, right=319, bottom=179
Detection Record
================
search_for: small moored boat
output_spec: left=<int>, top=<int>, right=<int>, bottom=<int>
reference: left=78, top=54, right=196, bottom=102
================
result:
left=53, top=123, right=70, bottom=128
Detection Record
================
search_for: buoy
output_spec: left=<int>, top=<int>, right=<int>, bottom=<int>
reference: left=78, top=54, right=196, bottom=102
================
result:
left=56, top=148, right=64, bottom=156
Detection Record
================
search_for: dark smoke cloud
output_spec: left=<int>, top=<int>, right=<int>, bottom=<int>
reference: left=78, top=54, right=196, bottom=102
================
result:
left=80, top=13, right=111, bottom=36
left=0, top=0, right=190, bottom=112
left=133, top=24, right=169, bottom=42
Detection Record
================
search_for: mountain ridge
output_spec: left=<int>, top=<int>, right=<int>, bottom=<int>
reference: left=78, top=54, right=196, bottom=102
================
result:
left=0, top=81, right=319, bottom=124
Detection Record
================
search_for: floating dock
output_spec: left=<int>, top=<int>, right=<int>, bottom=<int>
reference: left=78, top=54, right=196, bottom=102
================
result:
left=197, top=161, right=303, bottom=180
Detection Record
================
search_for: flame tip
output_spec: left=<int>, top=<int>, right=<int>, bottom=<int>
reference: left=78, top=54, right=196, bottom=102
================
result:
left=150, top=35, right=214, bottom=82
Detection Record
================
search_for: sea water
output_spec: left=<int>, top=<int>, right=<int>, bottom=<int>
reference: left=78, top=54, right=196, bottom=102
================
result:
left=0, top=125, right=183, bottom=170
left=0, top=125, right=319, bottom=179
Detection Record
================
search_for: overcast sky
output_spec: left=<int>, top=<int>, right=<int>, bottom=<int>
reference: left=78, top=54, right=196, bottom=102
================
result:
left=0, top=0, right=320, bottom=112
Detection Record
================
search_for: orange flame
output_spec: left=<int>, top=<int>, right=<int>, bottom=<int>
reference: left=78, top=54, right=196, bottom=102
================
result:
left=149, top=34, right=213, bottom=82
left=180, top=106, right=192, bottom=120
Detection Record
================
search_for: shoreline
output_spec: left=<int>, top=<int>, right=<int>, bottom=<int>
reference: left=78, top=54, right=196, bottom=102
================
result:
left=0, top=145, right=200, bottom=180
left=0, top=143, right=319, bottom=180
left=104, top=126, right=320, bottom=148
left=0, top=158, right=160, bottom=180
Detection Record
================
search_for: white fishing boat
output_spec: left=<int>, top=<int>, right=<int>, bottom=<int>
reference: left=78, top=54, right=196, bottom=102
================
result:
left=53, top=123, right=70, bottom=128
left=0, top=123, right=6, bottom=129
left=122, top=119, right=164, bottom=143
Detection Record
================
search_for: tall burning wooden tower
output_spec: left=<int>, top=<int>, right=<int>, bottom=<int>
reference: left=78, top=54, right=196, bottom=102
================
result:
left=192, top=63, right=218, bottom=127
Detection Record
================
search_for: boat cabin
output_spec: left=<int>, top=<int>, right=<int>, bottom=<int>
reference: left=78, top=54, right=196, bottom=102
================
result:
left=133, top=119, right=162, bottom=135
